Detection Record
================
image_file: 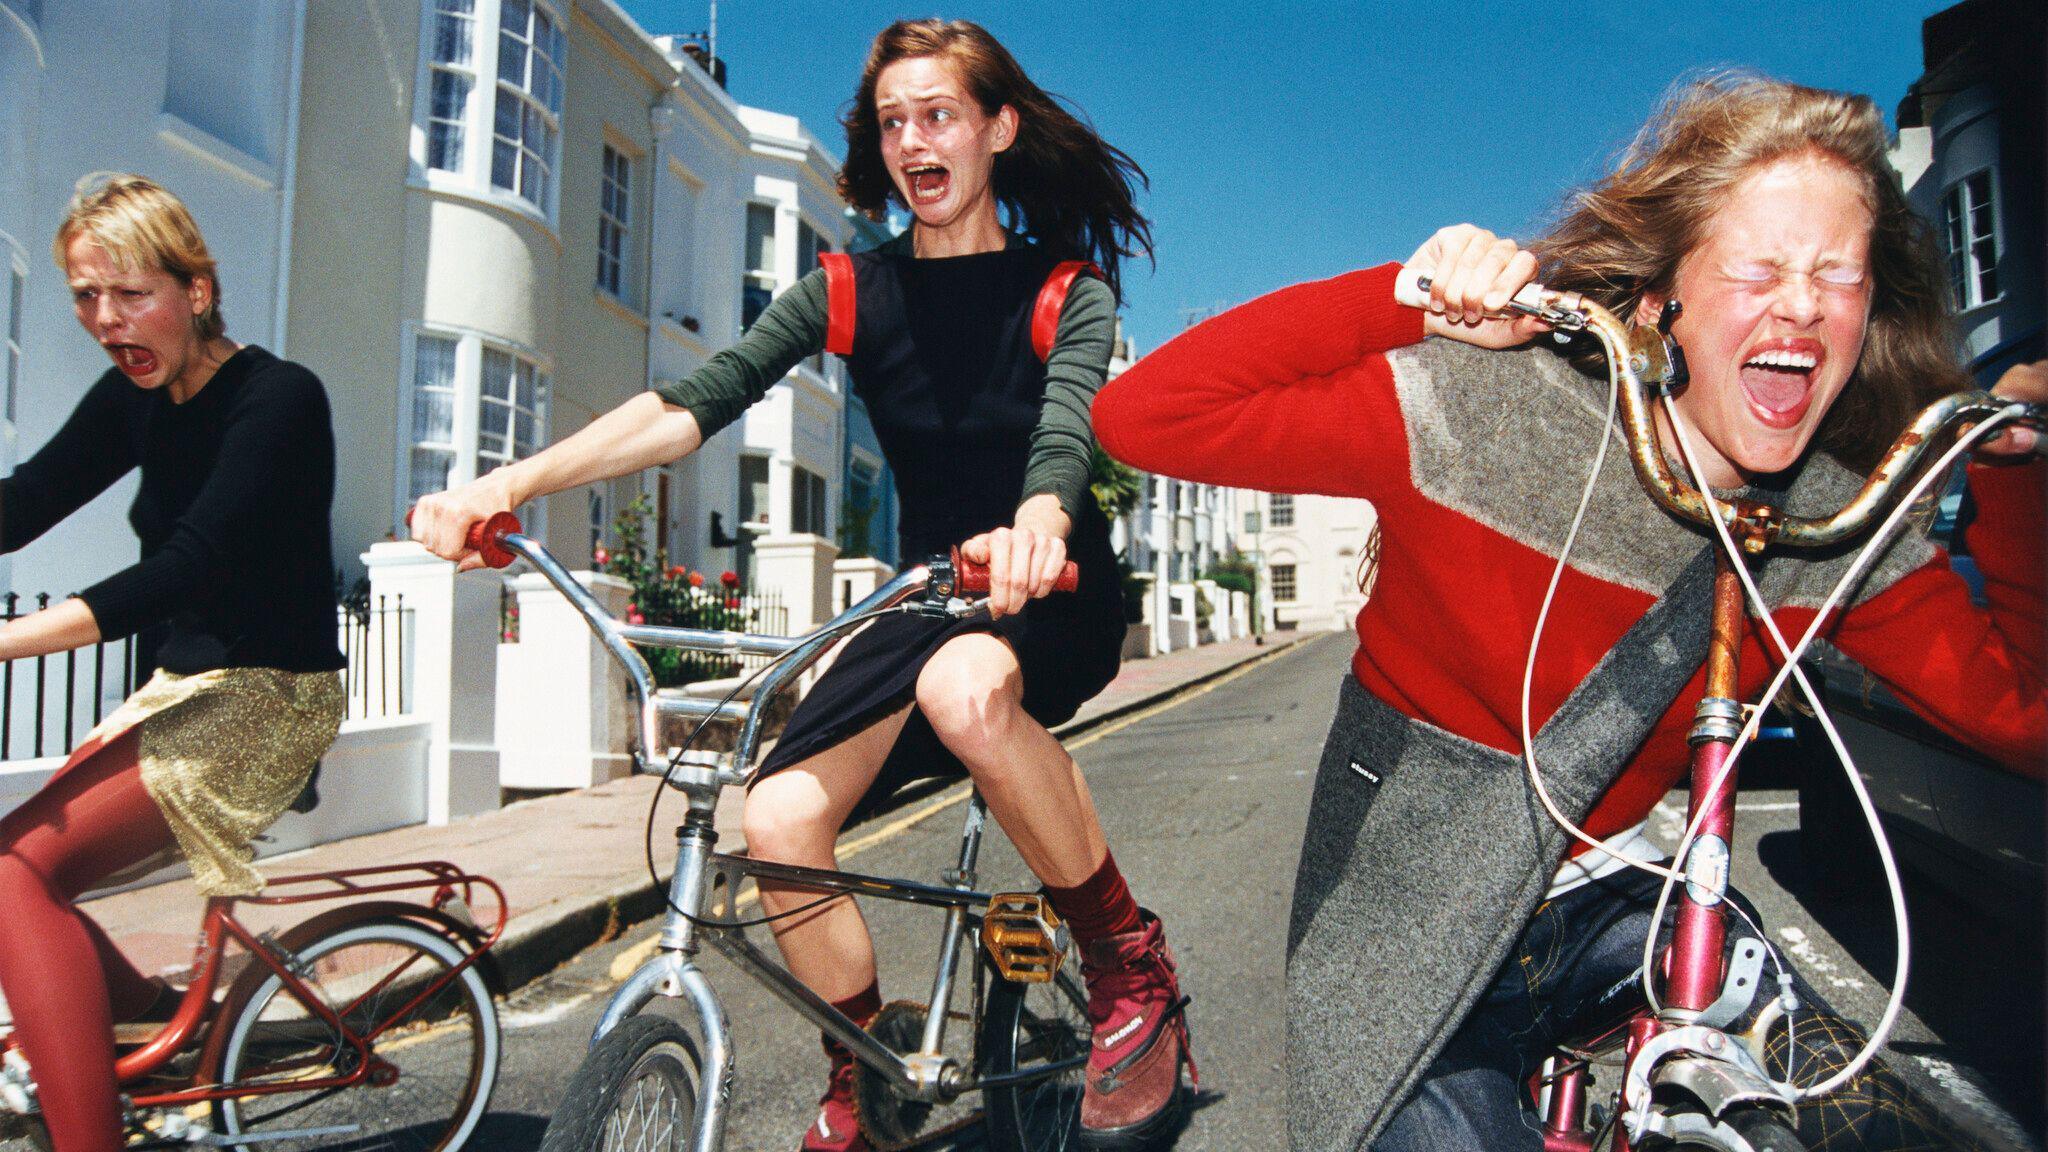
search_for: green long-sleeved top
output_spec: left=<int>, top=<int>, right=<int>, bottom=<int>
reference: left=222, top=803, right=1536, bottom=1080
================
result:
left=654, top=234, right=1114, bottom=520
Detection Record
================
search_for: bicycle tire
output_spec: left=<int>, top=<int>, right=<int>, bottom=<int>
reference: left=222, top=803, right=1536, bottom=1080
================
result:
left=213, top=917, right=499, bottom=1151
left=538, top=1014, right=700, bottom=1152
left=978, top=956, right=1090, bottom=1152
left=1652, top=1106, right=1808, bottom=1152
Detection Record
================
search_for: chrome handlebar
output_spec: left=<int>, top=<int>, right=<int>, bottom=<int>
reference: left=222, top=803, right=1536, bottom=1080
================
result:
left=1396, top=267, right=2044, bottom=552
left=495, top=530, right=956, bottom=796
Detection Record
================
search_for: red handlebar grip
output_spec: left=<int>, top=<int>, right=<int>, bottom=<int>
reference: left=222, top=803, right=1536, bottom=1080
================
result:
left=467, top=511, right=524, bottom=569
left=403, top=507, right=523, bottom=569
left=951, top=549, right=1080, bottom=594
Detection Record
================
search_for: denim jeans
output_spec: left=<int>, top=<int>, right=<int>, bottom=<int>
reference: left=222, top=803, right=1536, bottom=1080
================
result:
left=1370, top=867, right=1979, bottom=1152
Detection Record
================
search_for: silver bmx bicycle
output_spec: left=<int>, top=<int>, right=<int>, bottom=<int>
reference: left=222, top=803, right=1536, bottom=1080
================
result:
left=465, top=519, right=1090, bottom=1152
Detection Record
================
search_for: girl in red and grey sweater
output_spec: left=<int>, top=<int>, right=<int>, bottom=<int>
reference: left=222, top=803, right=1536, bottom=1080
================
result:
left=1095, top=75, right=2042, bottom=1151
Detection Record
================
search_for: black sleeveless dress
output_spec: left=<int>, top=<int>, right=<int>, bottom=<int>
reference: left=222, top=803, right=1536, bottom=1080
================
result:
left=751, top=243, right=1127, bottom=822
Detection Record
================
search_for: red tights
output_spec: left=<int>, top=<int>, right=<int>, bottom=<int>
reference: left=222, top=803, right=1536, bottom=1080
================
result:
left=0, top=728, right=177, bottom=1151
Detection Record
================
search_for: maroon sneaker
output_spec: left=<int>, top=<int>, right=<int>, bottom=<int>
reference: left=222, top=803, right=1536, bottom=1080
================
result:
left=1078, top=910, right=1196, bottom=1149
left=800, top=1056, right=871, bottom=1152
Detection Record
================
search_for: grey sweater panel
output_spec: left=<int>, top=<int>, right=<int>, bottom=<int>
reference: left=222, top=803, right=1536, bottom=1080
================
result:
left=1386, top=338, right=1935, bottom=608
left=652, top=264, right=1113, bottom=524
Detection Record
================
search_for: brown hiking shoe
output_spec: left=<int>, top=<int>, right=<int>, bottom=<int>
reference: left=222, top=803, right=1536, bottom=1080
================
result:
left=1078, top=910, right=1195, bottom=1148
left=799, top=1056, right=872, bottom=1152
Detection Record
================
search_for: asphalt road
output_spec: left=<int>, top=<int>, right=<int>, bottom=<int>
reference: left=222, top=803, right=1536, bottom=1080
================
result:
left=441, top=632, right=2039, bottom=1150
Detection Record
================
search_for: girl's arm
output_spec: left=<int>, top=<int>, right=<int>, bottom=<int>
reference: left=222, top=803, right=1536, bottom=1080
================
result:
left=411, top=271, right=829, bottom=568
left=0, top=597, right=100, bottom=663
left=1, top=374, right=137, bottom=554
left=1092, top=225, right=1551, bottom=499
left=1831, top=458, right=2045, bottom=774
left=1091, top=263, right=1425, bottom=499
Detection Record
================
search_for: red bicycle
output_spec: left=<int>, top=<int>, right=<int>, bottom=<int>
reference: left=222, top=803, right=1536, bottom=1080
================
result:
left=1397, top=268, right=2043, bottom=1151
left=0, top=861, right=505, bottom=1150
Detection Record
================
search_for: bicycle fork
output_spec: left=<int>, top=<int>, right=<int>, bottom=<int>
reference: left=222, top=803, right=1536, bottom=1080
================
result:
left=594, top=791, right=1015, bottom=1152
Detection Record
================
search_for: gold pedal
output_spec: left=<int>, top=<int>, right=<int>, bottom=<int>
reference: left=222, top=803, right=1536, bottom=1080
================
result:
left=981, top=893, right=1069, bottom=983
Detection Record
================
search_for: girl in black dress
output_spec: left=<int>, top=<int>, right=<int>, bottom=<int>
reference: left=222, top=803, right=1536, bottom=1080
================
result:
left=414, top=19, right=1192, bottom=1150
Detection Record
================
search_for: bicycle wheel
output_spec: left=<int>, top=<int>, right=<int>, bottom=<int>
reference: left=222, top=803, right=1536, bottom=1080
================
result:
left=977, top=955, right=1090, bottom=1152
left=538, top=1014, right=699, bottom=1152
left=214, top=917, right=499, bottom=1151
left=1650, top=1106, right=1808, bottom=1152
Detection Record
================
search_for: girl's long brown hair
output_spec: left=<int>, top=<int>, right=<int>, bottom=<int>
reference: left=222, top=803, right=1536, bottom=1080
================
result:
left=1533, top=73, right=1970, bottom=472
left=839, top=19, right=1153, bottom=302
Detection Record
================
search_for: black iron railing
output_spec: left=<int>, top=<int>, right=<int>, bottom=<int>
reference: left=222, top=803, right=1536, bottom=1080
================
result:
left=0, top=594, right=415, bottom=761
left=337, top=597, right=414, bottom=721
left=0, top=593, right=144, bottom=761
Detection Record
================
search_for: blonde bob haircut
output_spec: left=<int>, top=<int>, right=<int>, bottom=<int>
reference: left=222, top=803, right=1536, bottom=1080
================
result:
left=1533, top=73, right=1970, bottom=473
left=54, top=173, right=226, bottom=342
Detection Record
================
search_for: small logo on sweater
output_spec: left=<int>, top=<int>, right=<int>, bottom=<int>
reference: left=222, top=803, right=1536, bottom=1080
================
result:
left=1349, top=760, right=1381, bottom=785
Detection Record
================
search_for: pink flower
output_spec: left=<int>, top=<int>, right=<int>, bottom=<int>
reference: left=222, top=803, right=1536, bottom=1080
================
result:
left=689, top=571, right=705, bottom=588
left=594, top=546, right=610, bottom=566
left=720, top=570, right=740, bottom=589
left=627, top=605, right=645, bottom=625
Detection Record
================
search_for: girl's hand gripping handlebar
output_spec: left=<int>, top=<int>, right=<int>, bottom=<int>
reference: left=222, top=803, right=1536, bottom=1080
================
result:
left=404, top=506, right=523, bottom=570
left=951, top=549, right=1079, bottom=595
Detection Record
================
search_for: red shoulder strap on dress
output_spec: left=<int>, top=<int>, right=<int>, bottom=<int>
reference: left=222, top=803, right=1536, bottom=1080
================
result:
left=821, top=252, right=855, bottom=356
left=1031, top=260, right=1101, bottom=362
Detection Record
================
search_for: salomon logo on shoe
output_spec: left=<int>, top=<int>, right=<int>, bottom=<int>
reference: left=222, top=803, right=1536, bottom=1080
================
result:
left=1101, top=1014, right=1146, bottom=1049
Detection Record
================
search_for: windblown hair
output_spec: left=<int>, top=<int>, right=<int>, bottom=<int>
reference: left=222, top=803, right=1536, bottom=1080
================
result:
left=1533, top=74, right=1969, bottom=472
left=839, top=18, right=1153, bottom=301
left=54, top=173, right=225, bottom=341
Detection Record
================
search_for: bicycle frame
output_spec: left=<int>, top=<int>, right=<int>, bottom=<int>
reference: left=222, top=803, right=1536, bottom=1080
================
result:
left=497, top=533, right=1079, bottom=1152
left=0, top=861, right=506, bottom=1119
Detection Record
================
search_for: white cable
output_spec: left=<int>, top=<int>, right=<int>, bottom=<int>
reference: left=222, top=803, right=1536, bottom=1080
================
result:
left=1642, top=395, right=2022, bottom=1097
left=1516, top=373, right=1691, bottom=884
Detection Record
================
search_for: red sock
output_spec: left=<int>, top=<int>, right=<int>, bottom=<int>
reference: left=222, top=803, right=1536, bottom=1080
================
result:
left=821, top=980, right=883, bottom=1062
left=1043, top=851, right=1142, bottom=948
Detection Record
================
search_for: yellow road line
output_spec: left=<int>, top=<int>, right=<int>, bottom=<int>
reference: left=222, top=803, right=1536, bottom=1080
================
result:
left=605, top=638, right=1309, bottom=982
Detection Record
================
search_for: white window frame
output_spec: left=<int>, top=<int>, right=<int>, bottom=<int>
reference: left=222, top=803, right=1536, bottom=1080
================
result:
left=1270, top=562, right=1298, bottom=604
left=396, top=324, right=551, bottom=537
left=1942, top=167, right=2001, bottom=311
left=596, top=142, right=632, bottom=302
left=408, top=0, right=566, bottom=225
left=791, top=464, right=829, bottom=538
left=4, top=249, right=24, bottom=427
left=1268, top=493, right=1295, bottom=528
left=741, top=202, right=778, bottom=331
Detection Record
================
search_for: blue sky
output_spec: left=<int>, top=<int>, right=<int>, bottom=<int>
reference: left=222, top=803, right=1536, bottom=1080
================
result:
left=617, top=1, right=1953, bottom=354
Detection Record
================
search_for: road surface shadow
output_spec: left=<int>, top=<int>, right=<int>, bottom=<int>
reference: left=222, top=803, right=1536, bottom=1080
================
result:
left=1754, top=827, right=2044, bottom=1135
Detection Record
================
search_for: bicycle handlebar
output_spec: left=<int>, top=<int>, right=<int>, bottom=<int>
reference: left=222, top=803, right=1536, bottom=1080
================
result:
left=1396, top=265, right=2046, bottom=551
left=454, top=513, right=1081, bottom=793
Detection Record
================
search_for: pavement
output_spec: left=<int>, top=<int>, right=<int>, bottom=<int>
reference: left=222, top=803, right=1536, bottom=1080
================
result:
left=78, top=630, right=1311, bottom=998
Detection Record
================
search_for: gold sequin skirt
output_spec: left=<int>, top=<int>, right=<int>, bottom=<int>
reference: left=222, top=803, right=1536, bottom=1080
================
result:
left=80, top=668, right=344, bottom=897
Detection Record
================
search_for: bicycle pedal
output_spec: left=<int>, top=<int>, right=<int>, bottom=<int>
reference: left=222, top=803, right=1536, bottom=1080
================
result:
left=981, top=893, right=1068, bottom=983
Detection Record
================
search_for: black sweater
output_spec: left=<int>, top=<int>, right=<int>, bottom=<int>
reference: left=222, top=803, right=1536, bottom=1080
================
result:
left=1, top=346, right=346, bottom=674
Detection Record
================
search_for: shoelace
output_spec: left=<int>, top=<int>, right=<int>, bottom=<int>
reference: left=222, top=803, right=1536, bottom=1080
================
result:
left=1083, top=949, right=1175, bottom=1027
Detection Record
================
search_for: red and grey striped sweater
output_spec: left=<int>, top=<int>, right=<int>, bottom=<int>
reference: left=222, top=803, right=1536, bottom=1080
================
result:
left=1094, top=263, right=2044, bottom=855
